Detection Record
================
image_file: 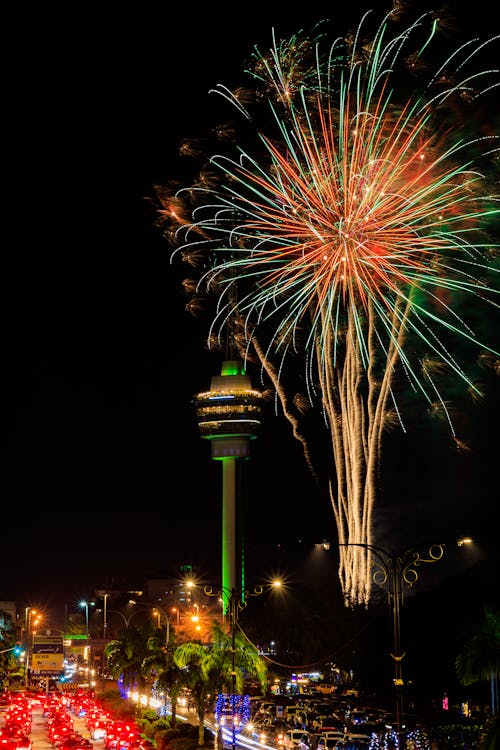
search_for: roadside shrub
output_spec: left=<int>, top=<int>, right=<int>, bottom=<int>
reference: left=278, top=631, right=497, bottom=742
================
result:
left=151, top=719, right=172, bottom=732
left=154, top=729, right=180, bottom=750
left=110, top=701, right=137, bottom=720
left=138, top=709, right=161, bottom=725
left=165, top=738, right=199, bottom=750
left=156, top=729, right=181, bottom=744
left=175, top=724, right=198, bottom=738
left=142, top=724, right=159, bottom=740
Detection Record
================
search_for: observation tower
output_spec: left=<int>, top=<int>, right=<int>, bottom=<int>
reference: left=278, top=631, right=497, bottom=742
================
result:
left=194, top=359, right=264, bottom=611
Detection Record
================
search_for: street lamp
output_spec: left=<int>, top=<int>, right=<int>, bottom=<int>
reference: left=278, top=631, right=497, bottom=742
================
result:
left=79, top=601, right=91, bottom=683
left=24, top=607, right=40, bottom=687
left=151, top=606, right=175, bottom=648
left=171, top=607, right=180, bottom=626
left=103, top=594, right=110, bottom=639
left=153, top=609, right=161, bottom=630
left=340, top=542, right=444, bottom=747
left=204, top=579, right=282, bottom=750
left=107, top=609, right=141, bottom=628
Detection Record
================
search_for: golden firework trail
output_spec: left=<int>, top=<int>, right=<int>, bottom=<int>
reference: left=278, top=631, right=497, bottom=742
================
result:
left=156, top=9, right=499, bottom=606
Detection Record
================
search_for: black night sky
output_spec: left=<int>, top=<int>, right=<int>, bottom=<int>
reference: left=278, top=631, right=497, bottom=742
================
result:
left=4, top=0, right=499, bottom=630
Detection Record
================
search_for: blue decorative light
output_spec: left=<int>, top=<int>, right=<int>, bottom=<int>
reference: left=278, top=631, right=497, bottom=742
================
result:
left=215, top=693, right=251, bottom=727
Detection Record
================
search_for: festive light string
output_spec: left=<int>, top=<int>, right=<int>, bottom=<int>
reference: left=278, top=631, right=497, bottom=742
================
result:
left=156, top=9, right=499, bottom=607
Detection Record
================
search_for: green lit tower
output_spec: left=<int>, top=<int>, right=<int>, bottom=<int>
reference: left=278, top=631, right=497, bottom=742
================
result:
left=194, top=359, right=264, bottom=612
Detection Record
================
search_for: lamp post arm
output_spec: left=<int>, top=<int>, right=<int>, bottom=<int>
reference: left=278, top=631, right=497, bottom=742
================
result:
left=339, top=542, right=445, bottom=593
left=0, top=646, right=18, bottom=655
left=150, top=605, right=172, bottom=647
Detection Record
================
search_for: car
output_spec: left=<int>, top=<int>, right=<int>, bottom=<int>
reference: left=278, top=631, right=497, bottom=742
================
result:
left=344, top=731, right=371, bottom=749
left=318, top=731, right=347, bottom=743
left=317, top=738, right=346, bottom=750
left=0, top=741, right=22, bottom=750
left=284, top=706, right=303, bottom=723
left=0, top=729, right=31, bottom=750
left=104, top=722, right=140, bottom=750
left=256, top=701, right=276, bottom=719
left=49, top=725, right=74, bottom=746
left=281, top=730, right=310, bottom=750
left=88, top=719, right=110, bottom=740
left=298, top=734, right=313, bottom=750
left=312, top=715, right=343, bottom=732
left=243, top=723, right=273, bottom=746
left=59, top=738, right=93, bottom=750
left=128, top=742, right=155, bottom=750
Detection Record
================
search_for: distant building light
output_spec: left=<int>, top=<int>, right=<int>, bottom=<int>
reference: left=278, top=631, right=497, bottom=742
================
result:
left=315, top=540, right=331, bottom=550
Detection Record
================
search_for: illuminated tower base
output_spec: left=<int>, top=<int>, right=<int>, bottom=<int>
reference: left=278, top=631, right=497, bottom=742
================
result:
left=194, top=360, right=264, bottom=611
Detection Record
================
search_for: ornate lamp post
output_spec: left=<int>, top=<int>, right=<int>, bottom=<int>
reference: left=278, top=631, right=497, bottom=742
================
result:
left=341, top=542, right=445, bottom=746
left=204, top=579, right=282, bottom=750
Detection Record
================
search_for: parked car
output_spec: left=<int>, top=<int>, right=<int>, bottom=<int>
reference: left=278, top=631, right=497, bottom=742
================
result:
left=281, top=729, right=310, bottom=750
left=318, top=731, right=347, bottom=743
left=298, top=733, right=313, bottom=750
left=317, top=737, right=346, bottom=750
left=312, top=715, right=343, bottom=732
left=256, top=701, right=276, bottom=719
left=344, top=731, right=371, bottom=749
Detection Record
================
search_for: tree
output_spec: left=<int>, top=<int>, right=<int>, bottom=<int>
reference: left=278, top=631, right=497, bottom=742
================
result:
left=105, top=622, right=157, bottom=693
left=455, top=606, right=500, bottom=750
left=0, top=610, right=20, bottom=687
left=173, top=621, right=267, bottom=747
left=142, top=632, right=187, bottom=727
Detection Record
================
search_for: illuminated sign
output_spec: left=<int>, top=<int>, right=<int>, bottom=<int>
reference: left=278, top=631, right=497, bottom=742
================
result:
left=32, top=635, right=64, bottom=674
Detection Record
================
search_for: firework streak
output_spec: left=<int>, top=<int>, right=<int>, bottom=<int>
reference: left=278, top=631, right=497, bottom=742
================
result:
left=156, top=9, right=500, bottom=606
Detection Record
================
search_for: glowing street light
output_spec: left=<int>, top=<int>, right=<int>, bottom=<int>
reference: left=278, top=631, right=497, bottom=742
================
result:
left=203, top=578, right=282, bottom=750
left=79, top=600, right=91, bottom=678
left=171, top=607, right=180, bottom=626
left=24, top=607, right=41, bottom=687
left=103, top=593, right=110, bottom=639
left=151, top=605, right=175, bottom=647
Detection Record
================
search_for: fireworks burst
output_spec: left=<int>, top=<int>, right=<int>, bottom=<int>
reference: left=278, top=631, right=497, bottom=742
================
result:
left=155, top=8, right=500, bottom=606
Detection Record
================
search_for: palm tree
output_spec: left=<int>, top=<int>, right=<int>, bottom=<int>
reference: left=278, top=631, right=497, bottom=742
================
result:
left=142, top=633, right=187, bottom=727
left=173, top=621, right=267, bottom=747
left=455, top=606, right=500, bottom=750
left=105, top=621, right=157, bottom=693
left=0, top=610, right=20, bottom=687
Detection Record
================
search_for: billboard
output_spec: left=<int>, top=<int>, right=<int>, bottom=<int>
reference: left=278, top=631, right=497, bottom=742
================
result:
left=32, top=635, right=64, bottom=675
